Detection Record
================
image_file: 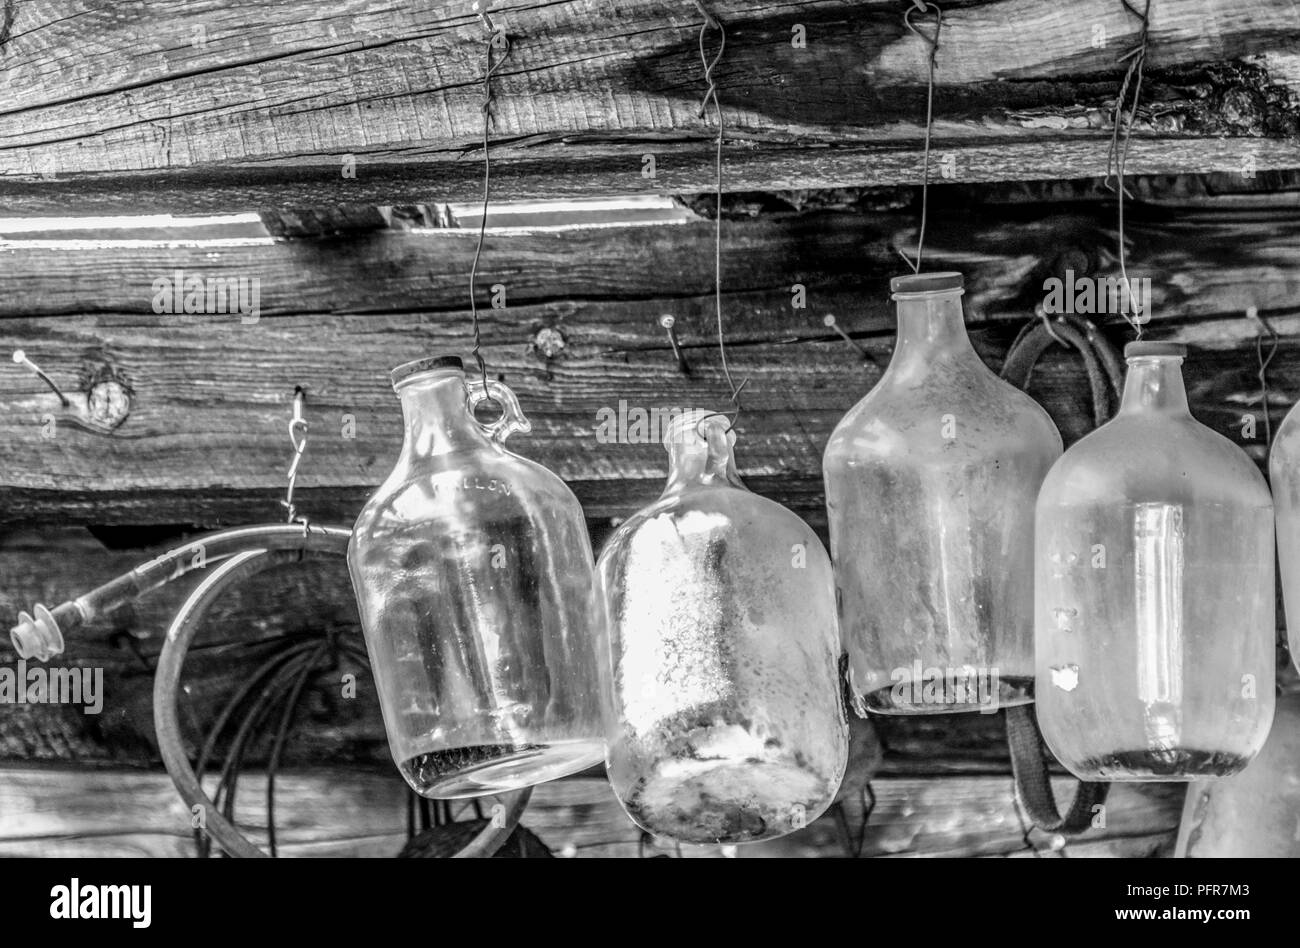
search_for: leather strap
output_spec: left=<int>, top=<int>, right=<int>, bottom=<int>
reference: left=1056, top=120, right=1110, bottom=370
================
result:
left=1000, top=313, right=1121, bottom=834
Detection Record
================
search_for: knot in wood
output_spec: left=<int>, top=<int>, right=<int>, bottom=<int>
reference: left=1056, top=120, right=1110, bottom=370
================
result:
left=80, top=362, right=133, bottom=430
left=531, top=327, right=566, bottom=360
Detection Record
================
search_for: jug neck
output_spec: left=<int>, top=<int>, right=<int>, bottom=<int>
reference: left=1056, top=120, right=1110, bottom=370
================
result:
left=662, top=411, right=744, bottom=493
left=1119, top=355, right=1190, bottom=417
left=887, top=289, right=977, bottom=374
left=395, top=370, right=488, bottom=459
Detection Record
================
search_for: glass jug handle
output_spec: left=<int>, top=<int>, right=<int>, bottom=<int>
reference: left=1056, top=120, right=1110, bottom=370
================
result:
left=466, top=378, right=533, bottom=443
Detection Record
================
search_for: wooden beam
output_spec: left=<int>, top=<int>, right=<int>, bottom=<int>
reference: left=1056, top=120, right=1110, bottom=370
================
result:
left=2, top=307, right=1292, bottom=525
left=0, top=764, right=1183, bottom=858
left=0, top=190, right=1295, bottom=526
left=0, top=1, right=1297, bottom=210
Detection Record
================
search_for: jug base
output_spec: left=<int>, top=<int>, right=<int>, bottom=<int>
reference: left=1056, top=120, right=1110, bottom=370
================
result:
left=1072, top=748, right=1250, bottom=782
left=620, top=759, right=832, bottom=845
left=856, top=675, right=1033, bottom=715
left=400, top=739, right=606, bottom=799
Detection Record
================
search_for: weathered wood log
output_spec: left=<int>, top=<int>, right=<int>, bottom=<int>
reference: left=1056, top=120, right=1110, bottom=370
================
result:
left=4, top=189, right=1298, bottom=320
left=0, top=764, right=1183, bottom=858
left=0, top=1, right=1297, bottom=211
left=0, top=190, right=1295, bottom=527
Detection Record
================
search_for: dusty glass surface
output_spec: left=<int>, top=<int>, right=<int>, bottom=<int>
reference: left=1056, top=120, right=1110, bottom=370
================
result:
left=1035, top=345, right=1274, bottom=781
left=1269, top=399, right=1300, bottom=675
left=824, top=273, right=1062, bottom=715
left=348, top=362, right=609, bottom=799
left=598, top=410, right=848, bottom=844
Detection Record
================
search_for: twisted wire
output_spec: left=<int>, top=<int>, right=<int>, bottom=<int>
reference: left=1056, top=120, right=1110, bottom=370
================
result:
left=901, top=2, right=942, bottom=274
left=692, top=1, right=749, bottom=425
left=1105, top=0, right=1152, bottom=339
left=467, top=21, right=513, bottom=406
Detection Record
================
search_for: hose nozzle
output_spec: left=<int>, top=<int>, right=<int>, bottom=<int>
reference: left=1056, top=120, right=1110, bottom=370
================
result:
left=10, top=604, right=64, bottom=661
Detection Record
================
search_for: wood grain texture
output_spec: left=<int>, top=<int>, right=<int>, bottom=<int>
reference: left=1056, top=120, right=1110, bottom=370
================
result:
left=0, top=1, right=1297, bottom=210
left=0, top=189, right=1295, bottom=526
left=4, top=191, right=1299, bottom=319
left=0, top=764, right=1183, bottom=858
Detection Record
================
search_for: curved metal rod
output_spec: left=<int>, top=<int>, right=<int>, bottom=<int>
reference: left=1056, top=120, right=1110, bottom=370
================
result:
left=152, top=537, right=530, bottom=858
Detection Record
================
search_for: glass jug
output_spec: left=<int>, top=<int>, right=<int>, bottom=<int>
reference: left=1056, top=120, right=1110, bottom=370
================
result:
left=348, top=356, right=609, bottom=798
left=598, top=410, right=848, bottom=844
left=1176, top=689, right=1300, bottom=857
left=823, top=272, right=1062, bottom=715
left=1035, top=342, right=1275, bottom=781
left=1269, top=400, right=1300, bottom=674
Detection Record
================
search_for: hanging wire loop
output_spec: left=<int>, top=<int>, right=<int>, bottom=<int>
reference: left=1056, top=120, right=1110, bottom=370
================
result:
left=900, top=2, right=942, bottom=274
left=282, top=387, right=308, bottom=524
left=1105, top=0, right=1152, bottom=340
left=691, top=0, right=725, bottom=120
left=691, top=1, right=749, bottom=427
left=1250, top=306, right=1279, bottom=447
left=466, top=3, right=513, bottom=412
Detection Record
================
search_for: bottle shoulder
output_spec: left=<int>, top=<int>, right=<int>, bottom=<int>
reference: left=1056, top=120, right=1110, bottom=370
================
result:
left=598, top=482, right=826, bottom=567
left=354, top=444, right=582, bottom=534
left=1040, top=413, right=1271, bottom=507
left=825, top=366, right=1061, bottom=465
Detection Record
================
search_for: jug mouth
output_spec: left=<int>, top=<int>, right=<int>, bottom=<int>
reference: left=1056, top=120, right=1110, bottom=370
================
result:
left=390, top=356, right=465, bottom=389
left=1124, top=341, right=1186, bottom=361
left=890, top=271, right=964, bottom=300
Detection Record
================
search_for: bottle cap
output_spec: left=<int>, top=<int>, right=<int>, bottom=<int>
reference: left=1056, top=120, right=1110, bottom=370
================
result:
left=1124, top=341, right=1186, bottom=359
left=890, top=272, right=964, bottom=295
left=390, top=356, right=465, bottom=387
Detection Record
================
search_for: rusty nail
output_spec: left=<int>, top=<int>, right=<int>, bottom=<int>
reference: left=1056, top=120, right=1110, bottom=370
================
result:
left=11, top=349, right=71, bottom=407
left=822, top=314, right=872, bottom=360
left=659, top=314, right=691, bottom=374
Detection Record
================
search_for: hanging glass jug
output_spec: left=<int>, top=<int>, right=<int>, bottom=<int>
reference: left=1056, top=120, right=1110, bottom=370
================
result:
left=824, top=272, right=1062, bottom=715
left=348, top=356, right=610, bottom=798
left=598, top=410, right=848, bottom=844
left=1269, top=400, right=1300, bottom=674
left=1036, top=342, right=1275, bottom=781
left=1176, top=689, right=1300, bottom=857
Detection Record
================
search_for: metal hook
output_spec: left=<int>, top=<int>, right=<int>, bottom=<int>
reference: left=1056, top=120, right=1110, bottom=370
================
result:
left=904, top=2, right=942, bottom=56
left=283, top=386, right=308, bottom=524
left=471, top=1, right=501, bottom=36
left=659, top=314, right=691, bottom=374
left=12, top=350, right=71, bottom=408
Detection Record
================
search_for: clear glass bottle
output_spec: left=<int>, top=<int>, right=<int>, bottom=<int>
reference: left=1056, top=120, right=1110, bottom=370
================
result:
left=348, top=356, right=609, bottom=799
left=1269, top=400, right=1300, bottom=674
left=1035, top=342, right=1275, bottom=781
left=1176, top=690, right=1300, bottom=857
left=823, top=272, right=1062, bottom=715
left=598, top=410, right=848, bottom=844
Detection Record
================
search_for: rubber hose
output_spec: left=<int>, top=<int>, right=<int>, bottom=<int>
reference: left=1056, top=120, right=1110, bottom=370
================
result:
left=152, top=541, right=530, bottom=858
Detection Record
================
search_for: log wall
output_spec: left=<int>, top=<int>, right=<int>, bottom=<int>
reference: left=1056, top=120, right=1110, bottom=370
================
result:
left=0, top=0, right=1298, bottom=857
left=3, top=174, right=1298, bottom=856
left=0, top=1, right=1298, bottom=209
